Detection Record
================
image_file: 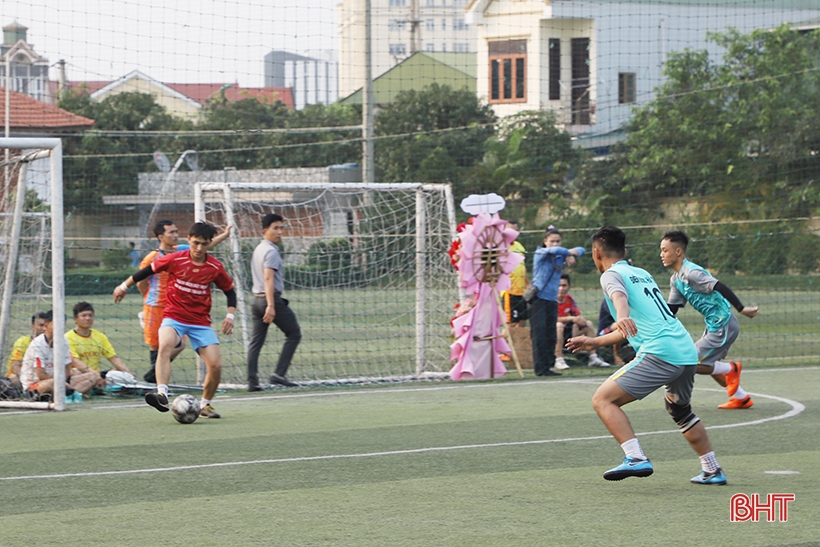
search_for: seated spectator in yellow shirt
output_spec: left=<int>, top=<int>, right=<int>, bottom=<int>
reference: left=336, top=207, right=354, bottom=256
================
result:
left=6, top=312, right=47, bottom=390
left=65, top=302, right=135, bottom=393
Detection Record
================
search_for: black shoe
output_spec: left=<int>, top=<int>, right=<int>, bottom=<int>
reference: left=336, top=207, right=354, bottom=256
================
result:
left=270, top=374, right=298, bottom=387
left=143, top=368, right=157, bottom=384
left=145, top=391, right=170, bottom=412
left=536, top=370, right=561, bottom=376
left=248, top=385, right=264, bottom=392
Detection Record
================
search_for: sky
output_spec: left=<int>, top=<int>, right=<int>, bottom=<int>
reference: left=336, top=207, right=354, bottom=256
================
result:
left=3, top=0, right=339, bottom=87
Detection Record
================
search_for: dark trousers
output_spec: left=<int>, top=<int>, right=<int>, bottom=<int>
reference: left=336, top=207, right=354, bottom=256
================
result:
left=247, top=294, right=302, bottom=386
left=529, top=298, right=558, bottom=375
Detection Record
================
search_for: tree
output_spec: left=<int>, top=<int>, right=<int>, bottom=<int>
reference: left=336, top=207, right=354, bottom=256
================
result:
left=59, top=91, right=189, bottom=211
left=574, top=24, right=820, bottom=220
left=374, top=84, right=496, bottom=188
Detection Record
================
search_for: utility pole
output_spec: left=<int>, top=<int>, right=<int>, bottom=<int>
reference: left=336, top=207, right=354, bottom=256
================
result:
left=362, top=0, right=375, bottom=183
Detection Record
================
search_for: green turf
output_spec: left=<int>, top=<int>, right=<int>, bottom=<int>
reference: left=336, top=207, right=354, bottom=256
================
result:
left=1, top=367, right=818, bottom=546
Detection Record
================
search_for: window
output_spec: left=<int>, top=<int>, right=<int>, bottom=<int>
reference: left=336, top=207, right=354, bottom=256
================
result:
left=426, top=43, right=435, bottom=52
left=571, top=37, right=590, bottom=124
left=453, top=18, right=468, bottom=31
left=389, top=0, right=407, bottom=6
left=549, top=38, right=560, bottom=101
left=426, top=19, right=435, bottom=31
left=389, top=43, right=407, bottom=57
left=619, top=72, right=636, bottom=104
left=441, top=19, right=447, bottom=31
left=441, top=43, right=447, bottom=52
left=488, top=40, right=527, bottom=103
left=453, top=43, right=469, bottom=53
left=388, top=19, right=405, bottom=32
left=426, top=0, right=435, bottom=5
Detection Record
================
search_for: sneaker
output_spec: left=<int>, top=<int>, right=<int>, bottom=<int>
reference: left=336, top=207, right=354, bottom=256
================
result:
left=199, top=404, right=221, bottom=419
left=725, top=361, right=742, bottom=396
left=143, top=367, right=157, bottom=384
left=691, top=467, right=727, bottom=485
left=248, top=385, right=265, bottom=392
left=718, top=396, right=753, bottom=409
left=603, top=456, right=654, bottom=481
left=588, top=354, right=612, bottom=368
left=144, top=391, right=170, bottom=412
left=554, top=358, right=570, bottom=370
left=270, top=373, right=298, bottom=387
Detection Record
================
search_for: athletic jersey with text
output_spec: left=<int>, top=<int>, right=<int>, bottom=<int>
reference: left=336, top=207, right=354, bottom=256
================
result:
left=65, top=329, right=117, bottom=372
left=667, top=258, right=732, bottom=332
left=557, top=294, right=581, bottom=318
left=6, top=335, right=32, bottom=375
left=19, top=334, right=73, bottom=391
left=152, top=250, right=234, bottom=326
left=140, top=244, right=191, bottom=307
left=601, top=260, right=698, bottom=365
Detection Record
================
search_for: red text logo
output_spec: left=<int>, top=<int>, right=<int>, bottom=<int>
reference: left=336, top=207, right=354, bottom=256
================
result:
left=730, top=493, right=795, bottom=522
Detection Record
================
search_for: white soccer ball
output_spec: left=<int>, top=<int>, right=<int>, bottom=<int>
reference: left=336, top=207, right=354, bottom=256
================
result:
left=171, top=394, right=200, bottom=424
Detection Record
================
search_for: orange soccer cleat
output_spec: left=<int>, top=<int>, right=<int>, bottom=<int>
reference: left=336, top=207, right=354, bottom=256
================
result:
left=725, top=361, right=742, bottom=396
left=718, top=396, right=754, bottom=410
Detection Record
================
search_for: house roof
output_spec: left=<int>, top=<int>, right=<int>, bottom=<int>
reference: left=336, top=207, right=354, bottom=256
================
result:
left=165, top=83, right=294, bottom=109
left=0, top=87, right=95, bottom=131
left=340, top=52, right=476, bottom=105
left=89, top=70, right=203, bottom=110
left=67, top=77, right=295, bottom=110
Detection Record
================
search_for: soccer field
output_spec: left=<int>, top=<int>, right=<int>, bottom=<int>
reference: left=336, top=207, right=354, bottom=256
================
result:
left=1, top=367, right=818, bottom=547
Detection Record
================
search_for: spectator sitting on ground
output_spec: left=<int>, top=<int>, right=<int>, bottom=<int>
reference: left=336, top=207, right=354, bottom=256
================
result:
left=597, top=299, right=626, bottom=367
left=20, top=310, right=81, bottom=399
left=6, top=312, right=47, bottom=390
left=65, top=302, right=136, bottom=394
left=554, top=274, right=611, bottom=370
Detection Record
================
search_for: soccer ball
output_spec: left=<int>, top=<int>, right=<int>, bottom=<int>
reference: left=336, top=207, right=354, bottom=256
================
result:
left=171, top=394, right=200, bottom=424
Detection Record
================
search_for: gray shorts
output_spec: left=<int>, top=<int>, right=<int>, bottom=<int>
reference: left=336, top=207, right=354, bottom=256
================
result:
left=611, top=353, right=697, bottom=405
left=696, top=314, right=739, bottom=366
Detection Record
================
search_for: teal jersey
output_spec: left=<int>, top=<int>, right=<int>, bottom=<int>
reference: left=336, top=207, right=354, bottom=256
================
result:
left=601, top=261, right=698, bottom=365
left=667, top=258, right=732, bottom=332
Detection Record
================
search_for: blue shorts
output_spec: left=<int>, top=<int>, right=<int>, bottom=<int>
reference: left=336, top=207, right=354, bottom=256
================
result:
left=160, top=318, right=219, bottom=352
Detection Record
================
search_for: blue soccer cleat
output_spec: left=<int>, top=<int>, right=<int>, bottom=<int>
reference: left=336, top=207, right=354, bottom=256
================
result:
left=691, top=468, right=727, bottom=485
left=603, top=456, right=654, bottom=481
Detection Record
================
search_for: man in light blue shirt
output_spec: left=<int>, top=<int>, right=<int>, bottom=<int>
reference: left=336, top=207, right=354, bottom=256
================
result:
left=567, top=226, right=726, bottom=485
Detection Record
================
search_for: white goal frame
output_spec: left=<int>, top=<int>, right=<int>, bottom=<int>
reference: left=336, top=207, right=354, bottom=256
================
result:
left=0, top=138, right=67, bottom=411
left=195, top=181, right=458, bottom=379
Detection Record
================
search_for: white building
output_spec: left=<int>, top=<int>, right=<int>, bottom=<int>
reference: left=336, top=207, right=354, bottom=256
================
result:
left=466, top=0, right=820, bottom=147
left=338, top=0, right=477, bottom=98
left=264, top=50, right=339, bottom=109
left=0, top=21, right=51, bottom=103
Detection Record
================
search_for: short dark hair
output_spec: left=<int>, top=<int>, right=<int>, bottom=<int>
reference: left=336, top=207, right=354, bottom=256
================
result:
left=262, top=213, right=284, bottom=230
left=591, top=226, right=627, bottom=258
left=42, top=310, right=53, bottom=323
left=31, top=312, right=47, bottom=324
left=154, top=220, right=175, bottom=238
left=560, top=273, right=571, bottom=285
left=73, top=302, right=94, bottom=317
left=189, top=221, right=218, bottom=241
left=662, top=230, right=689, bottom=249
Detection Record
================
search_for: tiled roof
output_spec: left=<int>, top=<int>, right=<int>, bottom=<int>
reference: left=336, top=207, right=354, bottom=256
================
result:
left=0, top=87, right=95, bottom=130
left=166, top=83, right=295, bottom=109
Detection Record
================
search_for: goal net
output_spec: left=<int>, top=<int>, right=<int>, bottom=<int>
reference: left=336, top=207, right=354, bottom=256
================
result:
left=0, top=138, right=68, bottom=410
left=196, top=182, right=458, bottom=385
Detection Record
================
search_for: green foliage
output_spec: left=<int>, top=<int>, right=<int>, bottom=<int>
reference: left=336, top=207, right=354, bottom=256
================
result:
left=374, top=83, right=496, bottom=190
left=101, top=243, right=132, bottom=271
left=574, top=25, right=820, bottom=222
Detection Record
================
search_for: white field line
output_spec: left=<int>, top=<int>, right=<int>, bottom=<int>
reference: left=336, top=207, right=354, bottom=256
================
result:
left=0, top=388, right=804, bottom=482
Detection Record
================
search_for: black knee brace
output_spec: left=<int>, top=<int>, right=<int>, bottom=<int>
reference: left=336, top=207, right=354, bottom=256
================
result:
left=665, top=396, right=701, bottom=433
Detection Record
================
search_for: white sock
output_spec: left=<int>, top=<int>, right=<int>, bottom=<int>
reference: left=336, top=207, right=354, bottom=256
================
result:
left=200, top=398, right=211, bottom=408
left=733, top=387, right=748, bottom=400
left=158, top=384, right=169, bottom=397
left=699, top=451, right=720, bottom=473
left=711, top=361, right=732, bottom=375
left=621, top=438, right=646, bottom=460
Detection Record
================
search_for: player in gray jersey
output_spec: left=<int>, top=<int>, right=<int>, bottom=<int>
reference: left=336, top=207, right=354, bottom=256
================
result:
left=660, top=231, right=759, bottom=409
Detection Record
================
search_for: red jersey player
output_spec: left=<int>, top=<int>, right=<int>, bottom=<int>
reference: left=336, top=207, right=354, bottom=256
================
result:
left=113, top=221, right=237, bottom=419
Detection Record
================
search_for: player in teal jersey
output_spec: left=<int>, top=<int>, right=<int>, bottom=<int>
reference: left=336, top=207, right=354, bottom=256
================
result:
left=567, top=226, right=726, bottom=485
left=660, top=231, right=759, bottom=409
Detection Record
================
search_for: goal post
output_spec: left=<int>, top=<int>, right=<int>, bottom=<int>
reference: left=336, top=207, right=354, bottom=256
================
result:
left=0, top=138, right=67, bottom=411
left=195, top=181, right=458, bottom=384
